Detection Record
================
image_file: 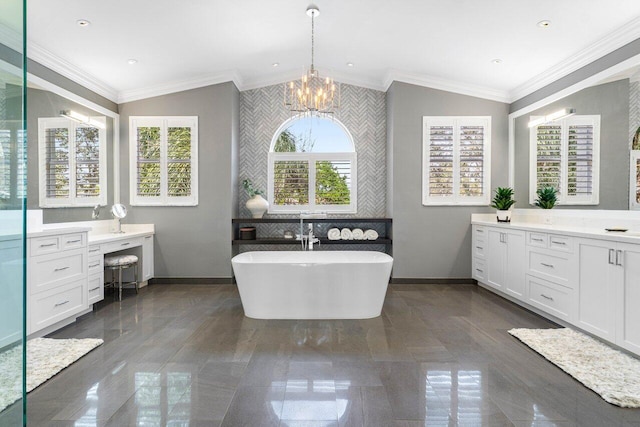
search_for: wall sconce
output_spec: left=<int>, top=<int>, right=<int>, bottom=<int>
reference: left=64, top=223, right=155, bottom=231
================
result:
left=60, top=110, right=106, bottom=129
left=528, top=108, right=576, bottom=128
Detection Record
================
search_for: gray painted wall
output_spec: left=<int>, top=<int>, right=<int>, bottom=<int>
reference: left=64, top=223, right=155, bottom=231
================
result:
left=387, top=81, right=510, bottom=279
left=514, top=80, right=629, bottom=210
left=631, top=80, right=639, bottom=144
left=26, top=88, right=115, bottom=223
left=239, top=83, right=386, bottom=218
left=118, top=82, right=239, bottom=278
left=511, top=38, right=640, bottom=112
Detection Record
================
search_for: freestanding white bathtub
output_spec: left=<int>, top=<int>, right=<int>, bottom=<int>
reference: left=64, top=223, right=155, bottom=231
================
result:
left=231, top=251, right=393, bottom=319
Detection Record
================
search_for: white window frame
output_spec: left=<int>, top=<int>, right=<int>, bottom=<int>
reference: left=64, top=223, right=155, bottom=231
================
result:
left=267, top=116, right=357, bottom=214
left=630, top=151, right=640, bottom=210
left=129, top=116, right=198, bottom=206
left=529, top=115, right=600, bottom=205
left=422, top=116, right=491, bottom=206
left=38, top=117, right=107, bottom=208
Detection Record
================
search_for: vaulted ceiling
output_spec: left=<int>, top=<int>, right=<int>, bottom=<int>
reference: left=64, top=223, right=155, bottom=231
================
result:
left=24, top=0, right=640, bottom=103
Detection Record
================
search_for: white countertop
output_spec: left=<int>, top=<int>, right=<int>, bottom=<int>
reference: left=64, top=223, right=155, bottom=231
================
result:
left=472, top=214, right=640, bottom=244
left=88, top=225, right=154, bottom=244
left=26, top=220, right=154, bottom=243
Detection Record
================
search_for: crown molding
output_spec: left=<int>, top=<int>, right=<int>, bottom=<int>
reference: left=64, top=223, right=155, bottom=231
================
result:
left=383, top=70, right=511, bottom=103
left=117, top=71, right=243, bottom=103
left=27, top=41, right=119, bottom=102
left=240, top=69, right=387, bottom=92
left=509, top=15, right=640, bottom=103
left=0, top=23, right=21, bottom=52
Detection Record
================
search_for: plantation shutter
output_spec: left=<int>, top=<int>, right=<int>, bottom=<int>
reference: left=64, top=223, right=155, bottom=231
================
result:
left=45, top=126, right=70, bottom=199
left=530, top=115, right=599, bottom=205
left=422, top=117, right=491, bottom=205
left=459, top=125, right=485, bottom=197
left=130, top=117, right=198, bottom=206
left=75, top=126, right=101, bottom=198
left=315, top=159, right=352, bottom=206
left=17, top=130, right=26, bottom=199
left=535, top=124, right=562, bottom=194
left=427, top=124, right=454, bottom=197
left=273, top=159, right=309, bottom=205
left=0, top=130, right=10, bottom=199
left=566, top=120, right=594, bottom=201
left=136, top=126, right=161, bottom=197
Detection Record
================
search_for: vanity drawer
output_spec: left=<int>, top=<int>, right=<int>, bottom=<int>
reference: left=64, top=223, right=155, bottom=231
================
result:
left=527, top=275, right=573, bottom=321
left=30, top=279, right=86, bottom=333
left=473, top=240, right=486, bottom=259
left=101, top=237, right=143, bottom=254
left=528, top=250, right=573, bottom=287
left=88, top=274, right=104, bottom=305
left=88, top=244, right=102, bottom=256
left=472, top=258, right=486, bottom=282
left=549, top=234, right=573, bottom=252
left=29, top=248, right=86, bottom=295
left=527, top=232, right=548, bottom=248
left=88, top=256, right=103, bottom=276
left=30, top=236, right=61, bottom=256
left=61, top=233, right=86, bottom=250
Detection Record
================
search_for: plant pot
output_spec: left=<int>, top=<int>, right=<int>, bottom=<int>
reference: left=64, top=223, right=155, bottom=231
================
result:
left=496, top=209, right=511, bottom=223
left=246, top=195, right=269, bottom=218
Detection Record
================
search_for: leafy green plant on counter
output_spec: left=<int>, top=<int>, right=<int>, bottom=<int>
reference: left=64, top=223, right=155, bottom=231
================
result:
left=535, top=186, right=558, bottom=209
left=242, top=179, right=264, bottom=198
left=491, top=187, right=516, bottom=210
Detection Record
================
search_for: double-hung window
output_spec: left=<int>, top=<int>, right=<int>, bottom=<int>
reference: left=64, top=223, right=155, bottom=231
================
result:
left=38, top=117, right=107, bottom=207
left=129, top=116, right=198, bottom=206
left=422, top=116, right=491, bottom=206
left=267, top=116, right=357, bottom=213
left=529, top=115, right=600, bottom=205
left=0, top=126, right=26, bottom=203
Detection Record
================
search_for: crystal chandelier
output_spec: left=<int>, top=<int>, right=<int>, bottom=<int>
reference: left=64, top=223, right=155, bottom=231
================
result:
left=284, top=5, right=340, bottom=115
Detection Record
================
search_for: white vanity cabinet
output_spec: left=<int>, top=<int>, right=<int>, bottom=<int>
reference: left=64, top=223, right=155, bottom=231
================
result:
left=142, top=234, right=154, bottom=281
left=576, top=237, right=640, bottom=353
left=485, top=227, right=526, bottom=299
left=87, top=244, right=104, bottom=305
left=0, top=237, right=23, bottom=348
left=28, top=230, right=89, bottom=335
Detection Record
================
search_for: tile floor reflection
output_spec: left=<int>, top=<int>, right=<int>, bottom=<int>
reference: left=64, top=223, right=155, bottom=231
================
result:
left=6, top=283, right=640, bottom=426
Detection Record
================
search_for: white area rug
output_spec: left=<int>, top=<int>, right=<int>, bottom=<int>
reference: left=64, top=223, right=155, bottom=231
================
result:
left=0, top=337, right=103, bottom=413
left=509, top=328, right=640, bottom=407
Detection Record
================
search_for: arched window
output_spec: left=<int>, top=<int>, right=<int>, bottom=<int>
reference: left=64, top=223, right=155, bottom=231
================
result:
left=268, top=115, right=357, bottom=213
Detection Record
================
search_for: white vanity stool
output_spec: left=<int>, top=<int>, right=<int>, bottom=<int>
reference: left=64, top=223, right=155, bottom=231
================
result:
left=104, top=254, right=139, bottom=301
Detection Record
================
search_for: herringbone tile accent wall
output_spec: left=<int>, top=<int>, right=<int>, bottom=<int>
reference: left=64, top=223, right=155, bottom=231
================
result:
left=239, top=82, right=387, bottom=218
left=630, top=81, right=639, bottom=147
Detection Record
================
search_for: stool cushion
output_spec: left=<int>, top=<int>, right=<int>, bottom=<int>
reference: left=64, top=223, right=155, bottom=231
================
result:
left=104, top=254, right=138, bottom=267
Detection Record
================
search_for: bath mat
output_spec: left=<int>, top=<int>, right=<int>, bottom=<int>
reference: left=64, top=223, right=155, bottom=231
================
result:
left=0, top=337, right=103, bottom=413
left=509, top=328, right=640, bottom=407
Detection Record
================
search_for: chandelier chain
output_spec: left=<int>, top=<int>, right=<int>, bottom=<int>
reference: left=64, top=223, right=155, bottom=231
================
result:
left=311, top=11, right=315, bottom=72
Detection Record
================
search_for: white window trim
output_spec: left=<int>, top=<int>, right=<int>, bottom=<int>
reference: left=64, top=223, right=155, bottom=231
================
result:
left=631, top=150, right=640, bottom=210
left=268, top=152, right=358, bottom=214
left=129, top=116, right=198, bottom=207
left=529, top=115, right=600, bottom=206
left=422, top=116, right=492, bottom=206
left=38, top=117, right=107, bottom=208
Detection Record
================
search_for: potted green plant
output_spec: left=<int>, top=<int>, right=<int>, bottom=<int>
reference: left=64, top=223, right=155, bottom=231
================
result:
left=491, top=187, right=516, bottom=223
left=535, top=186, right=558, bottom=209
left=243, top=179, right=269, bottom=218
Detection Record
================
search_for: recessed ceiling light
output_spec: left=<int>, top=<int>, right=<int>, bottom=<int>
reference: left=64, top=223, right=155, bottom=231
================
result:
left=492, top=59, right=503, bottom=64
left=537, top=20, right=551, bottom=28
left=127, top=59, right=138, bottom=65
left=272, top=62, right=279, bottom=67
left=76, top=19, right=91, bottom=27
left=346, top=62, right=354, bottom=67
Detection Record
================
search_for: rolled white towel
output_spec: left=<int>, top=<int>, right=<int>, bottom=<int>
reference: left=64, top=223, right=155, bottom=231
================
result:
left=364, top=229, right=379, bottom=240
left=341, top=228, right=353, bottom=240
left=327, top=228, right=341, bottom=240
left=352, top=228, right=365, bottom=240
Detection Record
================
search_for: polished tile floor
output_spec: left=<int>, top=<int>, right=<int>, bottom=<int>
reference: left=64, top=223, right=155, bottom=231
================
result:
left=7, top=283, right=640, bottom=426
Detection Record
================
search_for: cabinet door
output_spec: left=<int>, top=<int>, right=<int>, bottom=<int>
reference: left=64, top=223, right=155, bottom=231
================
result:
left=0, top=239, right=23, bottom=346
left=576, top=238, right=617, bottom=341
left=504, top=230, right=526, bottom=300
left=617, top=242, right=640, bottom=353
left=142, top=235, right=154, bottom=281
left=486, top=228, right=505, bottom=290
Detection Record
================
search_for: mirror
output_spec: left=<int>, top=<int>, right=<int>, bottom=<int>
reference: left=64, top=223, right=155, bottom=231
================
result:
left=111, top=203, right=127, bottom=233
left=25, top=75, right=120, bottom=223
left=510, top=64, right=638, bottom=210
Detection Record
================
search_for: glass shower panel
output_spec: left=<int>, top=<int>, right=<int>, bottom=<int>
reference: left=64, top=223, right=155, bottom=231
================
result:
left=0, top=0, right=26, bottom=425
